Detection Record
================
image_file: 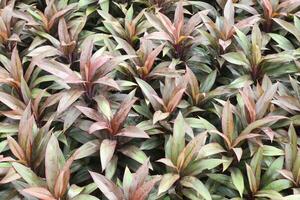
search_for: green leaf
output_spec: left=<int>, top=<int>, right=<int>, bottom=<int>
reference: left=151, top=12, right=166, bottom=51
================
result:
left=200, top=70, right=217, bottom=92
left=228, top=75, right=252, bottom=89
left=184, top=159, right=224, bottom=176
left=285, top=195, right=300, bottom=200
left=241, top=116, right=285, bottom=135
left=255, top=190, right=283, bottom=199
left=222, top=52, right=250, bottom=67
left=171, top=112, right=185, bottom=163
left=74, top=140, right=100, bottom=160
left=274, top=18, right=300, bottom=42
left=197, top=143, right=225, bottom=159
left=120, top=145, right=149, bottom=166
left=230, top=168, right=244, bottom=197
left=262, top=145, right=284, bottom=156
left=98, top=0, right=109, bottom=12
left=72, top=194, right=100, bottom=200
left=262, top=157, right=284, bottom=185
left=246, top=164, right=257, bottom=193
left=262, top=179, right=293, bottom=192
left=180, top=176, right=212, bottom=200
left=12, top=162, right=45, bottom=186
left=100, top=139, right=116, bottom=171
left=95, top=95, right=112, bottom=121
left=79, top=0, right=97, bottom=8
left=269, top=33, right=294, bottom=50
left=157, top=173, right=180, bottom=195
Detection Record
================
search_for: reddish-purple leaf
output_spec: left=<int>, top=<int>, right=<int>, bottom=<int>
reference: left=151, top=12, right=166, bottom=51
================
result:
left=23, top=187, right=56, bottom=200
left=90, top=171, right=124, bottom=200
left=117, top=126, right=149, bottom=138
left=89, top=121, right=109, bottom=134
left=111, top=96, right=137, bottom=134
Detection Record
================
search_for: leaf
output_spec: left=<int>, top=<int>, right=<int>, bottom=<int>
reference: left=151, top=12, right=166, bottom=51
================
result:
left=7, top=136, right=25, bottom=161
left=157, top=173, right=180, bottom=195
left=72, top=194, right=100, bottom=200
left=135, top=78, right=161, bottom=108
left=197, top=143, right=225, bottom=159
left=89, top=171, right=124, bottom=200
left=27, top=45, right=63, bottom=57
left=0, top=167, right=21, bottom=184
left=76, top=106, right=103, bottom=122
left=200, top=70, right=217, bottom=92
left=48, top=4, right=77, bottom=30
left=0, top=91, right=26, bottom=111
left=152, top=110, right=169, bottom=124
left=180, top=176, right=212, bottom=200
left=221, top=100, right=234, bottom=144
left=274, top=18, right=300, bottom=42
left=262, top=0, right=272, bottom=18
left=262, top=156, right=284, bottom=185
left=235, top=15, right=261, bottom=30
left=278, top=169, right=295, bottom=184
left=255, top=190, right=283, bottom=199
left=262, top=145, right=284, bottom=156
left=224, top=0, right=234, bottom=26
left=241, top=115, right=285, bottom=135
left=262, top=179, right=293, bottom=192
left=269, top=33, right=294, bottom=51
left=135, top=78, right=161, bottom=111
left=35, top=59, right=80, bottom=83
left=156, top=158, right=177, bottom=169
left=117, top=126, right=149, bottom=138
left=285, top=195, right=300, bottom=200
left=230, top=168, right=244, bottom=197
left=180, top=132, right=208, bottom=170
left=167, top=88, right=185, bottom=112
left=93, top=77, right=120, bottom=91
left=131, top=176, right=161, bottom=200
left=240, top=87, right=256, bottom=123
left=171, top=112, right=185, bottom=163
left=184, top=159, right=225, bottom=176
left=95, top=95, right=112, bottom=120
left=246, top=164, right=257, bottom=193
left=23, top=187, right=56, bottom=200
left=89, top=122, right=109, bottom=134
left=12, top=162, right=45, bottom=186
left=74, top=140, right=100, bottom=160
left=100, top=139, right=116, bottom=171
left=222, top=52, right=250, bottom=66
left=129, top=160, right=152, bottom=199
left=232, top=147, right=243, bottom=162
left=144, top=43, right=165, bottom=72
left=110, top=94, right=137, bottom=133
left=120, top=145, right=149, bottom=165
left=11, top=46, right=23, bottom=83
left=45, top=135, right=65, bottom=192
left=256, top=83, right=278, bottom=118
left=57, top=89, right=84, bottom=113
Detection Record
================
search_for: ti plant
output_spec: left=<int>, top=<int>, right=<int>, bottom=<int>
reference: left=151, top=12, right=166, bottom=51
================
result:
left=97, top=6, right=148, bottom=45
left=90, top=160, right=160, bottom=200
left=156, top=113, right=225, bottom=199
left=145, top=1, right=208, bottom=61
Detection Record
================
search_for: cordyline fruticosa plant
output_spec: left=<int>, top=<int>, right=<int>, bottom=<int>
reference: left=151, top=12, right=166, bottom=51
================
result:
left=1, top=0, right=300, bottom=200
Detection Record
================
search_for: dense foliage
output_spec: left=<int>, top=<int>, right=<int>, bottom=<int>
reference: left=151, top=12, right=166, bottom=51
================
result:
left=1, top=0, right=300, bottom=199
